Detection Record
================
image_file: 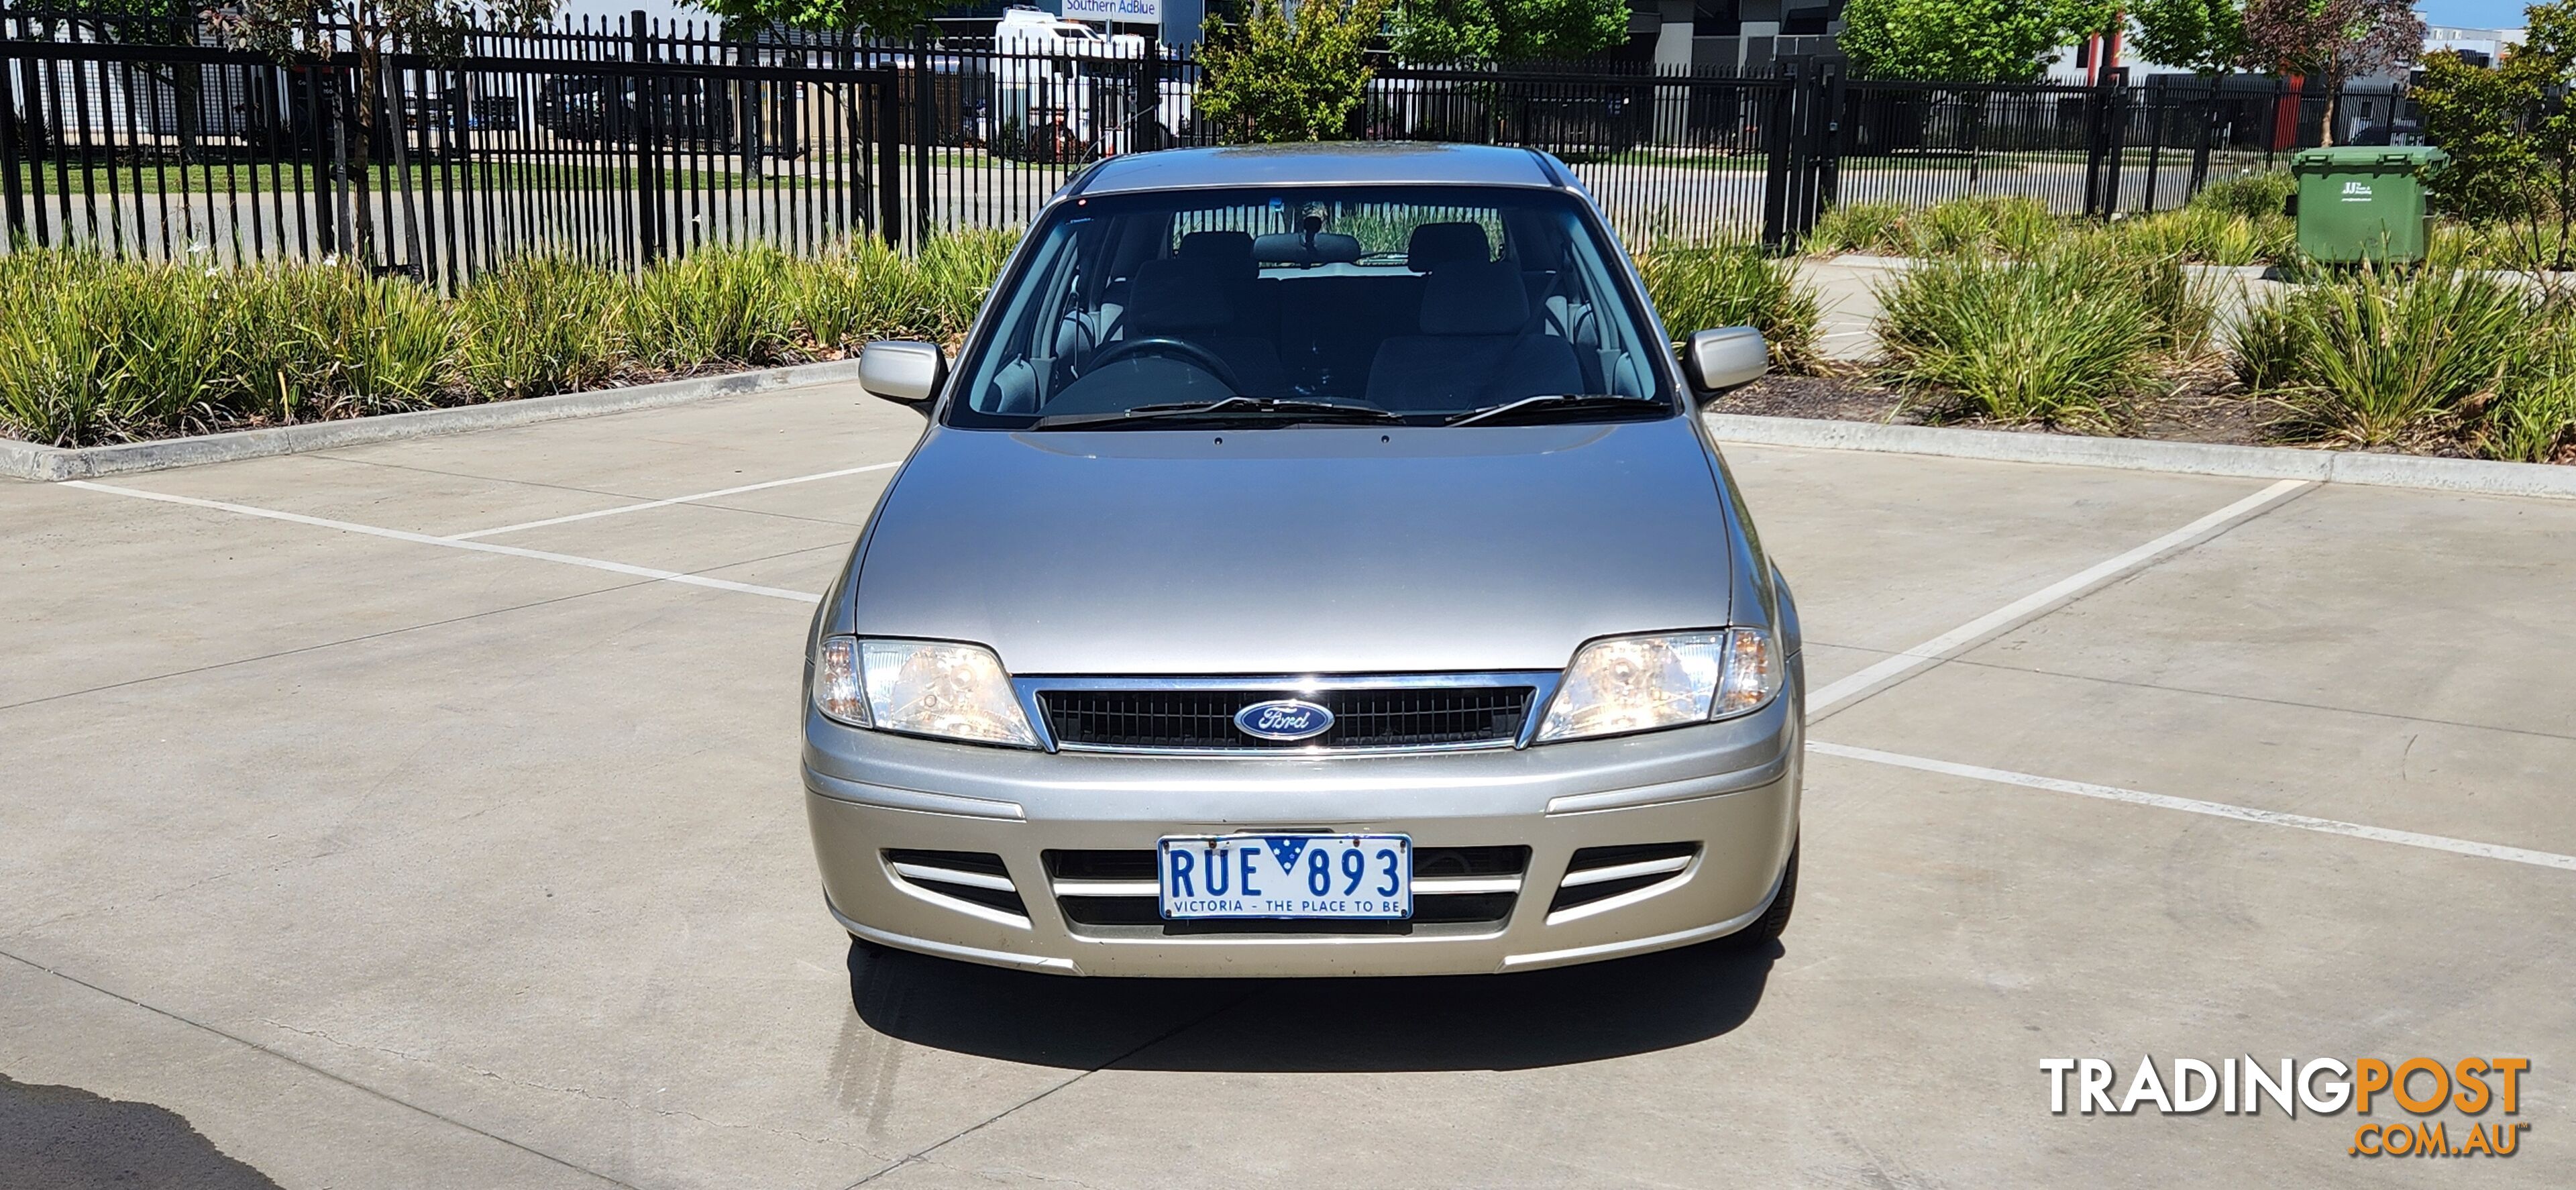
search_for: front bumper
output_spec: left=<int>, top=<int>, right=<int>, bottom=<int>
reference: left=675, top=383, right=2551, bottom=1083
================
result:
left=803, top=686, right=1801, bottom=977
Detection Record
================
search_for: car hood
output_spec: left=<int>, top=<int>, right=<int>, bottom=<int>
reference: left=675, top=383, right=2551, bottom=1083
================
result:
left=847, top=419, right=1737, bottom=675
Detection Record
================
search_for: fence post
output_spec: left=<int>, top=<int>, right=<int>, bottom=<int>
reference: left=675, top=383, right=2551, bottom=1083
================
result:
left=1, top=42, right=28, bottom=244
left=631, top=11, right=664, bottom=266
left=910, top=32, right=933, bottom=250
left=1135, top=28, right=1162, bottom=152
left=324, top=67, right=356, bottom=260
left=2140, top=83, right=2166, bottom=211
left=2083, top=78, right=2120, bottom=218
left=2102, top=81, right=2130, bottom=215
left=2188, top=82, right=2217, bottom=197
left=912, top=34, right=943, bottom=250
left=1809, top=62, right=1844, bottom=236
left=7, top=28, right=48, bottom=247
left=1759, top=61, right=1800, bottom=250
left=875, top=70, right=902, bottom=249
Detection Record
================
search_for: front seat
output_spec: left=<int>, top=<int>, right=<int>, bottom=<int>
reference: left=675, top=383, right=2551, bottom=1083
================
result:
left=1366, top=260, right=1585, bottom=414
left=1118, top=256, right=1287, bottom=396
left=1405, top=221, right=1489, bottom=272
left=1177, top=229, right=1271, bottom=327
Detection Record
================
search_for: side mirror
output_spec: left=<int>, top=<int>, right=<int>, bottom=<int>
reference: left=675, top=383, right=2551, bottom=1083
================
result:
left=858, top=340, right=945, bottom=405
left=1682, top=326, right=1769, bottom=396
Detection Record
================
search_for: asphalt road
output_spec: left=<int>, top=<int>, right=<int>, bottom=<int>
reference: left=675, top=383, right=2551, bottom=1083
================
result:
left=3, top=149, right=2225, bottom=271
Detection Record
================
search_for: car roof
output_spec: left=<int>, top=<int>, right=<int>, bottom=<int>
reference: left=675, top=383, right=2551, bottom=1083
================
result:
left=1069, top=142, right=1569, bottom=197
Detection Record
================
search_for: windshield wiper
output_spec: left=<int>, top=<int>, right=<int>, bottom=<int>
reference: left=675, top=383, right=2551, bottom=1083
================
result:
left=1030, top=396, right=1405, bottom=430
left=1443, top=394, right=1672, bottom=427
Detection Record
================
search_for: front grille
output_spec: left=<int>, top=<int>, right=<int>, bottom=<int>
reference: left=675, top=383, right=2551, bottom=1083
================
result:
left=1045, top=845, right=1529, bottom=936
left=1038, top=686, right=1534, bottom=751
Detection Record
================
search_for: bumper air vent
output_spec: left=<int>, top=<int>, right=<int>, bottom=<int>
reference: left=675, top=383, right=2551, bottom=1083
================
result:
left=883, top=849, right=1028, bottom=921
left=1547, top=842, right=1699, bottom=916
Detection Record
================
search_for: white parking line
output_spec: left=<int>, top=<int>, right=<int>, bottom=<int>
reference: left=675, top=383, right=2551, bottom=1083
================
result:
left=1810, top=741, right=2576, bottom=873
left=66, top=481, right=822, bottom=604
left=445, top=461, right=901, bottom=540
left=1807, top=478, right=2310, bottom=715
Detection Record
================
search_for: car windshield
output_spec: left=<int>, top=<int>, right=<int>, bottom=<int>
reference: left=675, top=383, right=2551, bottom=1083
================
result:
left=945, top=185, right=1674, bottom=429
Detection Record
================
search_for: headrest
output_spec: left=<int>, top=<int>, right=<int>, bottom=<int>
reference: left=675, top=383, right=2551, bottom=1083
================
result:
left=1125, top=256, right=1235, bottom=333
left=1419, top=260, right=1529, bottom=335
left=1252, top=231, right=1361, bottom=266
left=1176, top=230, right=1256, bottom=280
left=1407, top=221, right=1491, bottom=272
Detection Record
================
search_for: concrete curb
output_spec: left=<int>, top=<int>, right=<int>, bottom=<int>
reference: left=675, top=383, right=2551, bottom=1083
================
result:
left=1813, top=253, right=2271, bottom=281
left=0, top=358, right=867, bottom=482
left=1707, top=413, right=2576, bottom=500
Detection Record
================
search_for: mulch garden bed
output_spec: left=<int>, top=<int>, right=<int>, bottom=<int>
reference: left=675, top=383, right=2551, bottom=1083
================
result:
left=1711, top=370, right=2271, bottom=451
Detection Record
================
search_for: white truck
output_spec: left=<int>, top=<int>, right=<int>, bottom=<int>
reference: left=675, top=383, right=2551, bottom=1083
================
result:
left=983, top=5, right=1188, bottom=159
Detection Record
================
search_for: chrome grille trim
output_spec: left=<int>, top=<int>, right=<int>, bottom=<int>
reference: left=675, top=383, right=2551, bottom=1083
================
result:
left=1050, top=874, right=1523, bottom=898
left=888, top=861, right=1016, bottom=892
left=1042, top=846, right=1532, bottom=935
left=1011, top=671, right=1563, bottom=755
left=880, top=849, right=1031, bottom=926
left=1556, top=855, right=1691, bottom=888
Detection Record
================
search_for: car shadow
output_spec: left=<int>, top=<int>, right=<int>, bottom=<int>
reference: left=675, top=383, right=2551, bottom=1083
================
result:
left=849, top=935, right=1775, bottom=1071
left=0, top=1073, right=283, bottom=1190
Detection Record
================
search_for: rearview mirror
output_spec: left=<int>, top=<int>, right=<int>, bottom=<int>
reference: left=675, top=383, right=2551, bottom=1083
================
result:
left=1682, top=327, right=1769, bottom=395
left=858, top=340, right=946, bottom=405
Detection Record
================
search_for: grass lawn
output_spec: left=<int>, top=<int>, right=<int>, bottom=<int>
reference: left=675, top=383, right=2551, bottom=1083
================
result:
left=1594, top=146, right=2261, bottom=173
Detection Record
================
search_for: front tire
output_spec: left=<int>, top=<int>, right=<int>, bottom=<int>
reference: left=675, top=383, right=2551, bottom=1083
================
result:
left=1727, top=841, right=1796, bottom=949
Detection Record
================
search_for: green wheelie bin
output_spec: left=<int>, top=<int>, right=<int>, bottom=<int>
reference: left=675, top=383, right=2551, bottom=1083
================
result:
left=2289, top=146, right=2450, bottom=264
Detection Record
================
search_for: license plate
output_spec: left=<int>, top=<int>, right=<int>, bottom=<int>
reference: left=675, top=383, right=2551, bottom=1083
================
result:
left=1157, top=834, right=1411, bottom=920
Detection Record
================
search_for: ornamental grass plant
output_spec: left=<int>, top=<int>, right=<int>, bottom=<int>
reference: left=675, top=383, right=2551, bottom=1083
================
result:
left=2229, top=266, right=2534, bottom=449
left=0, top=232, right=1014, bottom=447
left=1634, top=240, right=1824, bottom=373
left=1874, top=248, right=2163, bottom=429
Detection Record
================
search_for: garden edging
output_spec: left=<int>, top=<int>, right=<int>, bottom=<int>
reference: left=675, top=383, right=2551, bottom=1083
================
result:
left=1706, top=413, right=2576, bottom=500
left=11, top=362, right=2566, bottom=498
left=0, top=359, right=867, bottom=482
left=1812, top=254, right=2273, bottom=280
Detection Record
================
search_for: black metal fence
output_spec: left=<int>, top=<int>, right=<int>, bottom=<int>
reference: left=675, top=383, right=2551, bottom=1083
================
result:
left=1, top=9, right=2375, bottom=284
left=1, top=9, right=916, bottom=287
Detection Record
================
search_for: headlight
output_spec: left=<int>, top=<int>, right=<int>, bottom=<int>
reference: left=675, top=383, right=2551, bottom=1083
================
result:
left=1534, top=628, right=1781, bottom=744
left=810, top=636, right=1040, bottom=748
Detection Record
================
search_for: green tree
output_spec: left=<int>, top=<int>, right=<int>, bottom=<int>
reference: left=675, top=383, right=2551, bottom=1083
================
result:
left=2416, top=1, right=2576, bottom=267
left=13, top=0, right=209, bottom=163
left=682, top=0, right=936, bottom=40
left=1838, top=0, right=2119, bottom=83
left=1388, top=0, right=1632, bottom=65
left=1197, top=0, right=1389, bottom=143
left=208, top=0, right=558, bottom=266
left=2128, top=0, right=2247, bottom=75
left=2237, top=0, right=2424, bottom=144
left=2419, top=51, right=2549, bottom=221
left=34, top=0, right=199, bottom=42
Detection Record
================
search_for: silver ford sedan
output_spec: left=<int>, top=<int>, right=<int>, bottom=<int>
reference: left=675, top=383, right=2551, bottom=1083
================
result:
left=804, top=143, right=1802, bottom=977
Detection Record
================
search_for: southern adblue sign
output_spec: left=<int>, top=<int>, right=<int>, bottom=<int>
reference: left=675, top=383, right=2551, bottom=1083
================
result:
left=1061, top=0, right=1161, bottom=23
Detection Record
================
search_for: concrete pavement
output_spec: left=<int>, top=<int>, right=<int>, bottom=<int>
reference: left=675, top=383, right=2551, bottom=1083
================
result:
left=1, top=382, right=2567, bottom=1187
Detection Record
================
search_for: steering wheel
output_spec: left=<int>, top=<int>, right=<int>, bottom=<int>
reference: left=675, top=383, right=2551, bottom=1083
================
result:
left=1086, top=336, right=1248, bottom=394
left=1054, top=311, right=1099, bottom=382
